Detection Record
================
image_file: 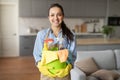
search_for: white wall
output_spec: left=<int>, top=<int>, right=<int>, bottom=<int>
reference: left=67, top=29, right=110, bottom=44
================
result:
left=0, top=0, right=18, bottom=3
left=0, top=23, right=2, bottom=54
left=0, top=5, right=1, bottom=54
left=113, top=27, right=120, bottom=38
left=19, top=18, right=105, bottom=35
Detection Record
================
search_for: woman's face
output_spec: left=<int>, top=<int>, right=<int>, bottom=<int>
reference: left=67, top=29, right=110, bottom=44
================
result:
left=48, top=7, right=64, bottom=27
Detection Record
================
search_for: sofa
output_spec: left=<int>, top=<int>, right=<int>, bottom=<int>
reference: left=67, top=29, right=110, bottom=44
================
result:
left=70, top=49, right=120, bottom=80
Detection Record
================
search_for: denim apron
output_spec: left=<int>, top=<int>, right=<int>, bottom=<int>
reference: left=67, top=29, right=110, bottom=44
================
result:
left=38, top=29, right=71, bottom=80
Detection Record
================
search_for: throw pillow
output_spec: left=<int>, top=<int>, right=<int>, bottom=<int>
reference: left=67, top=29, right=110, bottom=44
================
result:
left=91, top=69, right=120, bottom=80
left=87, top=76, right=98, bottom=80
left=75, top=57, right=99, bottom=75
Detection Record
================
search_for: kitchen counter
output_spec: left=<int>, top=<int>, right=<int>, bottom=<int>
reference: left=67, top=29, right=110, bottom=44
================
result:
left=19, top=33, right=37, bottom=36
left=76, top=38, right=120, bottom=51
left=19, top=34, right=120, bottom=52
left=77, top=38, right=120, bottom=45
left=19, top=33, right=120, bottom=45
left=75, top=32, right=103, bottom=35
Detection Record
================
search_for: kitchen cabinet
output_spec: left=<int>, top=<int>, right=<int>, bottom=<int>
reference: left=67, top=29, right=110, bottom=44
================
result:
left=47, top=0, right=107, bottom=17
left=70, top=0, right=107, bottom=17
left=19, top=0, right=48, bottom=17
left=19, top=0, right=74, bottom=17
left=19, top=36, right=36, bottom=56
left=19, top=0, right=32, bottom=17
left=109, top=0, right=120, bottom=16
left=31, top=0, right=48, bottom=17
left=70, top=0, right=86, bottom=17
left=85, top=0, right=107, bottom=17
left=45, top=0, right=73, bottom=18
left=19, top=0, right=107, bottom=17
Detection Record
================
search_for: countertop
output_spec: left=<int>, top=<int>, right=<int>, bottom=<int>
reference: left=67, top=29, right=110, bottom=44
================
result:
left=20, top=32, right=103, bottom=36
left=77, top=38, right=120, bottom=45
left=19, top=33, right=37, bottom=36
left=19, top=34, right=120, bottom=45
left=75, top=32, right=103, bottom=35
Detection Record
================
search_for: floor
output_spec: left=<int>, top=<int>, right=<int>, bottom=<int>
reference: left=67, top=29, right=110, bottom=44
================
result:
left=0, top=56, right=40, bottom=80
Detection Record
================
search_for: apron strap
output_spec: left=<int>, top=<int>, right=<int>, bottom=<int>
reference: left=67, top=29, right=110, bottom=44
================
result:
left=44, top=29, right=51, bottom=40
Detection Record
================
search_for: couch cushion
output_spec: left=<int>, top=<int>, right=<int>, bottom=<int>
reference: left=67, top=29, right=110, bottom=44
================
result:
left=117, top=77, right=120, bottom=80
left=114, top=49, right=120, bottom=70
left=87, top=76, right=98, bottom=80
left=111, top=69, right=120, bottom=80
left=76, top=57, right=99, bottom=75
left=112, top=70, right=120, bottom=75
left=76, top=50, right=116, bottom=70
left=91, top=69, right=120, bottom=80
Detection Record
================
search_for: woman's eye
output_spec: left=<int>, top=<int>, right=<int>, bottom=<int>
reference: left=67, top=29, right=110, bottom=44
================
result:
left=57, top=14, right=62, bottom=16
left=49, top=13, right=63, bottom=17
left=50, top=14, right=54, bottom=17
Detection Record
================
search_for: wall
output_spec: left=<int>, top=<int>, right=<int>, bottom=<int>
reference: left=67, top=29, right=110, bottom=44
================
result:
left=0, top=0, right=17, bottom=3
left=113, top=27, right=120, bottom=38
left=0, top=22, right=1, bottom=54
left=19, top=18, right=105, bottom=35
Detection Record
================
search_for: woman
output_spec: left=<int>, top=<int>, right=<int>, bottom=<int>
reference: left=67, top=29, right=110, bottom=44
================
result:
left=33, top=3, right=76, bottom=80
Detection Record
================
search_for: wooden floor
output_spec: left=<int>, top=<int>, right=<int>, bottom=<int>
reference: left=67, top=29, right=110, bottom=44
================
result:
left=0, top=56, right=40, bottom=80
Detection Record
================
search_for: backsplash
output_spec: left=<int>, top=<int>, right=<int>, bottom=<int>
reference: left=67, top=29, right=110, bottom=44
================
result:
left=19, top=17, right=105, bottom=35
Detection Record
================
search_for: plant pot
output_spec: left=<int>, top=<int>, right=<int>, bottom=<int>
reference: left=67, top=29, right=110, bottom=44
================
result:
left=103, top=34, right=110, bottom=40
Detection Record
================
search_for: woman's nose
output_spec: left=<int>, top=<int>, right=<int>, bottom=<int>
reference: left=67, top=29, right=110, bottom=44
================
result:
left=54, top=15, right=58, bottom=19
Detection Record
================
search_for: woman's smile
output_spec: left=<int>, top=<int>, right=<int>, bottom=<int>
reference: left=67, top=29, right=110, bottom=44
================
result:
left=48, top=7, right=64, bottom=27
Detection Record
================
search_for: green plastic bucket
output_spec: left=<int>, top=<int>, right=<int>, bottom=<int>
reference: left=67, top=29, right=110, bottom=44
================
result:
left=46, top=60, right=67, bottom=74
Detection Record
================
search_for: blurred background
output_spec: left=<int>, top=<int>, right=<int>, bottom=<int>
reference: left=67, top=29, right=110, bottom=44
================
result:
left=0, top=0, right=120, bottom=80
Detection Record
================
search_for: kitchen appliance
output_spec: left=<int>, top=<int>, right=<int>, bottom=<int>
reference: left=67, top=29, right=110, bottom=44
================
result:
left=108, top=17, right=120, bottom=26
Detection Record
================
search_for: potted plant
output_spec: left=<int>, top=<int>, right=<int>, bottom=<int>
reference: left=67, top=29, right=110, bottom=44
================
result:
left=101, top=25, right=114, bottom=39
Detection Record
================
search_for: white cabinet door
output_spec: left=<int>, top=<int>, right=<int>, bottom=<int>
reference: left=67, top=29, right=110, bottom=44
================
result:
left=0, top=4, right=19, bottom=57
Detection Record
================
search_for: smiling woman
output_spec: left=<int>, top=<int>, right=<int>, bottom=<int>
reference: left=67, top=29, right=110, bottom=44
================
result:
left=33, top=3, right=76, bottom=80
